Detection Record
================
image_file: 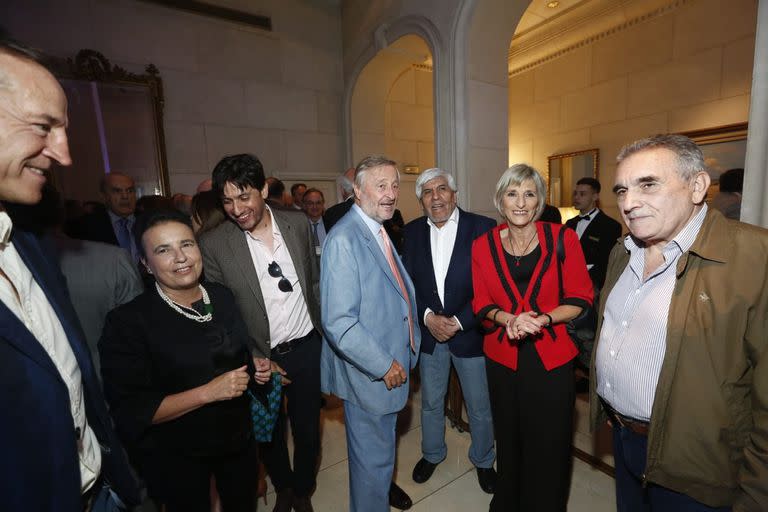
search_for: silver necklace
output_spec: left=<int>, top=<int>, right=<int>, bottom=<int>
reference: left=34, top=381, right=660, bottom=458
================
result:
left=155, top=282, right=213, bottom=322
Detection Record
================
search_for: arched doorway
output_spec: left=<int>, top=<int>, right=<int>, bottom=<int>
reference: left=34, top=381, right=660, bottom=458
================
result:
left=348, top=34, right=435, bottom=222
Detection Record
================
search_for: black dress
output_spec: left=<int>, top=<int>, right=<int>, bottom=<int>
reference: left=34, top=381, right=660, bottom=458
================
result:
left=99, top=282, right=259, bottom=512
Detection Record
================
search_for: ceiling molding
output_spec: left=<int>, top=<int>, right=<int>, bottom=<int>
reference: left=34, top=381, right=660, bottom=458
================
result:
left=508, top=0, right=691, bottom=76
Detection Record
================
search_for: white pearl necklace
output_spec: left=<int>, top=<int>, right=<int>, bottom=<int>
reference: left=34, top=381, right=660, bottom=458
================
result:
left=155, top=282, right=213, bottom=322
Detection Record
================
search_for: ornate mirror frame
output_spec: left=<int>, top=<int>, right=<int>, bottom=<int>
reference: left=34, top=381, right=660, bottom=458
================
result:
left=50, top=49, right=171, bottom=197
left=546, top=148, right=599, bottom=208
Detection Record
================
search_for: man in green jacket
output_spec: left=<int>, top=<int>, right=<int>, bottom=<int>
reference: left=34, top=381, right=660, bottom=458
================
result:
left=591, top=134, right=767, bottom=511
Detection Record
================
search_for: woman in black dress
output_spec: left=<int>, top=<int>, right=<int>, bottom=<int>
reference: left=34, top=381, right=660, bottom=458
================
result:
left=99, top=209, right=270, bottom=512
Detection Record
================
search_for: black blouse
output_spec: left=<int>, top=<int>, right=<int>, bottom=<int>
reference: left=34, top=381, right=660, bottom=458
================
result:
left=504, top=245, right=541, bottom=297
left=99, top=282, right=257, bottom=460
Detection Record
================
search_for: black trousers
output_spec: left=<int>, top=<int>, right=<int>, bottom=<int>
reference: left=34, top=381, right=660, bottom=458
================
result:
left=486, top=341, right=575, bottom=512
left=260, top=330, right=322, bottom=497
left=144, top=441, right=257, bottom=512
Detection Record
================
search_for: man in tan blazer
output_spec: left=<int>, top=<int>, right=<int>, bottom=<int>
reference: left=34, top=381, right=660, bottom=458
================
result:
left=200, top=154, right=322, bottom=512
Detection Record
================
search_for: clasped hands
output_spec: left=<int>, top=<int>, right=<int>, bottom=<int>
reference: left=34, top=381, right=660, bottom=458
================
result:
left=505, top=310, right=549, bottom=341
left=425, top=312, right=460, bottom=342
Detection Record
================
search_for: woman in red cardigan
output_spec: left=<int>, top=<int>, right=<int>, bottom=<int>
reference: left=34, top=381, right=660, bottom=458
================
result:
left=472, top=164, right=593, bottom=512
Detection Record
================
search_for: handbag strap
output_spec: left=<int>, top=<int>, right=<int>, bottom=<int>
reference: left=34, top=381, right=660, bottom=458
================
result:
left=555, top=224, right=566, bottom=303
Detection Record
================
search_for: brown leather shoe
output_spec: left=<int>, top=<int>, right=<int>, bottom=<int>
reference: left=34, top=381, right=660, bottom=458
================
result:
left=272, top=488, right=294, bottom=512
left=293, top=495, right=315, bottom=512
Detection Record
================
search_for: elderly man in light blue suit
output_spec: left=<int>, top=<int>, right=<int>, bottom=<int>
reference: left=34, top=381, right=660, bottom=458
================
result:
left=321, top=155, right=421, bottom=512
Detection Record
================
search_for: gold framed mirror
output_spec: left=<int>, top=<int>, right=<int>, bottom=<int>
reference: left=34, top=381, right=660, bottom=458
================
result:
left=50, top=49, right=170, bottom=200
left=547, top=148, right=599, bottom=208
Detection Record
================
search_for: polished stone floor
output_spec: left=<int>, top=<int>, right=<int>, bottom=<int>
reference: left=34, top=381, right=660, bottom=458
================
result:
left=266, top=384, right=617, bottom=511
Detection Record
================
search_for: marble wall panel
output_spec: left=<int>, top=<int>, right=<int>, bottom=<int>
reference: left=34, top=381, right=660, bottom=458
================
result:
left=469, top=80, right=509, bottom=149
left=561, top=78, right=627, bottom=132
left=282, top=40, right=344, bottom=93
left=204, top=125, right=283, bottom=176
left=590, top=15, right=674, bottom=85
left=165, top=121, right=207, bottom=174
left=245, top=82, right=318, bottom=131
left=672, top=0, right=757, bottom=59
left=196, top=24, right=282, bottom=82
left=668, top=95, right=751, bottom=133
left=163, top=69, right=248, bottom=126
left=627, top=48, right=722, bottom=118
left=415, top=69, right=434, bottom=108
left=722, top=37, right=756, bottom=98
left=283, top=132, right=343, bottom=176
left=533, top=47, right=591, bottom=103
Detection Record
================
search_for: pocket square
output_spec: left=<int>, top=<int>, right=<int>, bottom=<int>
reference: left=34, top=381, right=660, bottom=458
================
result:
left=588, top=235, right=600, bottom=242
left=698, top=292, right=710, bottom=303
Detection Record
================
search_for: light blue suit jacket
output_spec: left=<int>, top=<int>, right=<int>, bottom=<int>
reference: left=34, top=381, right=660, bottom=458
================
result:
left=320, top=207, right=421, bottom=416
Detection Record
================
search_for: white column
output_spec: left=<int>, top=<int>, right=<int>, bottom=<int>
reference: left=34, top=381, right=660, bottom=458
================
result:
left=741, top=0, right=768, bottom=228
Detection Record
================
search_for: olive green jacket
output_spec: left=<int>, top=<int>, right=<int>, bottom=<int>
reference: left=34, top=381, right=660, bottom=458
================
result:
left=590, top=208, right=768, bottom=510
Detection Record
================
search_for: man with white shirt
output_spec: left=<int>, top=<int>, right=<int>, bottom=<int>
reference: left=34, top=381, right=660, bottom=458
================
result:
left=591, top=134, right=768, bottom=511
left=0, top=38, right=139, bottom=510
left=200, top=153, right=322, bottom=512
left=401, top=168, right=497, bottom=493
left=564, top=177, right=622, bottom=291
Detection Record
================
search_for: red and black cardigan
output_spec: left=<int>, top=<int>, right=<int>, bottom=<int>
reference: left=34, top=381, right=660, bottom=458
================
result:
left=471, top=221, right=593, bottom=371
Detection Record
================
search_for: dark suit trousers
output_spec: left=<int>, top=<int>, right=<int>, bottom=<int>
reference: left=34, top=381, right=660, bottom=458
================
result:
left=260, top=331, right=322, bottom=497
left=486, top=341, right=575, bottom=512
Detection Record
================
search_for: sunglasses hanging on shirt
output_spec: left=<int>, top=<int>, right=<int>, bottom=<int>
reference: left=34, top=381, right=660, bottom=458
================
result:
left=268, top=261, right=293, bottom=293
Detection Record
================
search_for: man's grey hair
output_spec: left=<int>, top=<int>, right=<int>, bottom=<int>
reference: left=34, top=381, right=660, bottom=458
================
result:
left=493, top=164, right=547, bottom=221
left=354, top=155, right=399, bottom=188
left=617, top=134, right=705, bottom=182
left=336, top=174, right=354, bottom=195
left=415, top=168, right=457, bottom=200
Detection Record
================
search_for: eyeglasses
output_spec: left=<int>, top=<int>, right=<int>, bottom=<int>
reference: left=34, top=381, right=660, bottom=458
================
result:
left=267, top=261, right=293, bottom=293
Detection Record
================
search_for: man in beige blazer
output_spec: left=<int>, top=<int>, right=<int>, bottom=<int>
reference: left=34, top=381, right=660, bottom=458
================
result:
left=200, top=154, right=322, bottom=512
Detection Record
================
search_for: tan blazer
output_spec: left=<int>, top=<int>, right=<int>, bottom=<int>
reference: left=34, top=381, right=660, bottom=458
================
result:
left=199, top=208, right=322, bottom=358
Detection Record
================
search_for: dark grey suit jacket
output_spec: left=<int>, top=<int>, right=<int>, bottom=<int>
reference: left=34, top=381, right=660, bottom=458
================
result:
left=199, top=208, right=322, bottom=358
left=54, top=235, right=143, bottom=379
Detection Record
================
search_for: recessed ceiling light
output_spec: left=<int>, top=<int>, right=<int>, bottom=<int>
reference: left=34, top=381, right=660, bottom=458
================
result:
left=547, top=1, right=560, bottom=7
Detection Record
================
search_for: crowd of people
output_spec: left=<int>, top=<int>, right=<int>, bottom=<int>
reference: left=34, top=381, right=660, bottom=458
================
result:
left=1, top=35, right=767, bottom=512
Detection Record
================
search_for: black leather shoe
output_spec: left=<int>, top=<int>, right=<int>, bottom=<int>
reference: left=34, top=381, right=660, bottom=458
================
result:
left=412, top=457, right=439, bottom=483
left=389, top=482, right=413, bottom=510
left=477, top=467, right=497, bottom=494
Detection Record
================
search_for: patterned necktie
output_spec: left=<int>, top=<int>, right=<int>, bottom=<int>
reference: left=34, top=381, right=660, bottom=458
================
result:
left=115, top=217, right=132, bottom=253
left=380, top=226, right=414, bottom=352
left=311, top=221, right=320, bottom=246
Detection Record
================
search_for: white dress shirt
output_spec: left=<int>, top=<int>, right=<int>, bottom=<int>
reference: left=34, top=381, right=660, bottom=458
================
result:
left=596, top=205, right=707, bottom=421
left=423, top=208, right=462, bottom=329
left=575, top=208, right=598, bottom=239
left=0, top=212, right=101, bottom=493
left=244, top=206, right=314, bottom=348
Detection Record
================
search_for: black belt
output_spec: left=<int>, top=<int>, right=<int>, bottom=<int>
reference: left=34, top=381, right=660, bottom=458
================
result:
left=272, top=329, right=317, bottom=356
left=600, top=397, right=650, bottom=436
